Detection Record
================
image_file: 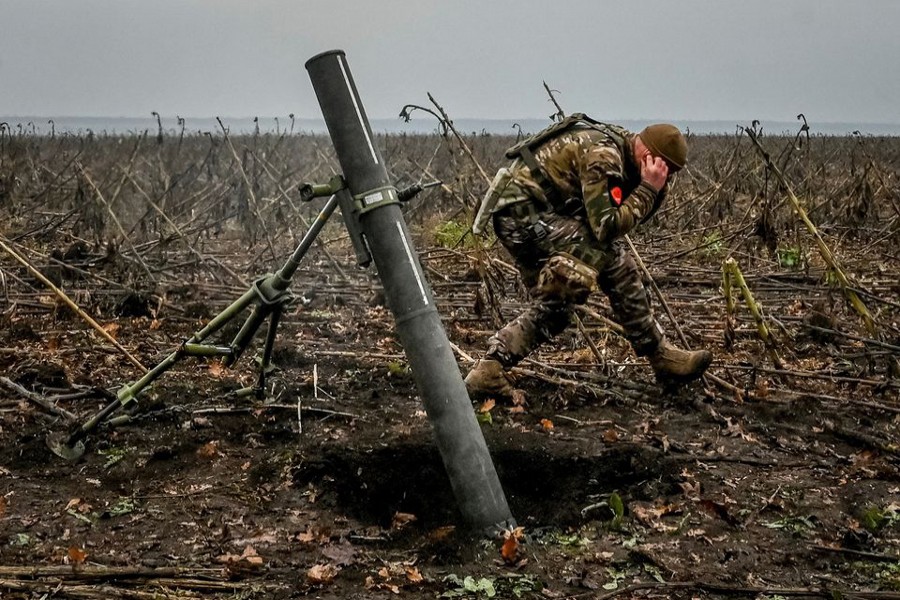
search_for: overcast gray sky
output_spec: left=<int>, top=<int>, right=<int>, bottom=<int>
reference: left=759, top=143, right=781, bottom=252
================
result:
left=2, top=0, right=898, bottom=124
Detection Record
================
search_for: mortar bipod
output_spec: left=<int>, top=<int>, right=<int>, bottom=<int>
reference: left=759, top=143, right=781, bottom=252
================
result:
left=46, top=179, right=433, bottom=461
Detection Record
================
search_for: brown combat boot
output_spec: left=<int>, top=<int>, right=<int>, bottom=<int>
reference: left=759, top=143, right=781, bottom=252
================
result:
left=465, top=359, right=516, bottom=400
left=649, top=340, right=712, bottom=383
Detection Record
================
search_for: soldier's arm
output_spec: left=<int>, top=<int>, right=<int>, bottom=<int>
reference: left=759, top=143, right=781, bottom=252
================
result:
left=580, top=148, right=659, bottom=242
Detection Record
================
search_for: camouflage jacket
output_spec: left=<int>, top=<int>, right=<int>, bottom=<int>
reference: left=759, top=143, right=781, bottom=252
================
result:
left=508, top=126, right=665, bottom=244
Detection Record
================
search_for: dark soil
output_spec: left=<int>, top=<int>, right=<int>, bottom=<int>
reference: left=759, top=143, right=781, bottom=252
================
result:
left=1, top=132, right=898, bottom=599
left=2, top=242, right=898, bottom=599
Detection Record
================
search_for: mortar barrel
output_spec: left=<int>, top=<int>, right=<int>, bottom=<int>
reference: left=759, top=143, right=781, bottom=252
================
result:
left=305, top=49, right=514, bottom=534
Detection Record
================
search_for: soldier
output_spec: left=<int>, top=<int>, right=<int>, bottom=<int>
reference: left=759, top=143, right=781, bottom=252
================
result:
left=465, top=116, right=712, bottom=399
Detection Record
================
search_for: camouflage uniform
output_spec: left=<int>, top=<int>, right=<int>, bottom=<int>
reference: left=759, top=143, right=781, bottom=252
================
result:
left=485, top=126, right=667, bottom=368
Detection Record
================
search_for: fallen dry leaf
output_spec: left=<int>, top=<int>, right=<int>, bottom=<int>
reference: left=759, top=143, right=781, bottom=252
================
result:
left=208, top=360, right=225, bottom=377
left=510, top=389, right=527, bottom=406
left=307, top=563, right=339, bottom=584
left=67, top=546, right=87, bottom=565
left=501, top=536, right=519, bottom=563
left=700, top=499, right=741, bottom=526
left=216, top=544, right=264, bottom=570
left=196, top=441, right=220, bottom=459
left=631, top=502, right=682, bottom=532
left=406, top=566, right=424, bottom=584
left=322, top=541, right=356, bottom=566
left=853, top=450, right=878, bottom=466
left=478, top=399, right=496, bottom=413
left=65, top=498, right=92, bottom=514
left=216, top=553, right=241, bottom=564
left=391, top=511, right=417, bottom=530
left=101, top=322, right=120, bottom=339
left=501, top=526, right=525, bottom=564
left=427, top=525, right=456, bottom=541
left=240, top=544, right=264, bottom=565
left=295, top=529, right=329, bottom=544
left=572, top=348, right=595, bottom=363
left=679, top=480, right=701, bottom=499
left=602, top=428, right=619, bottom=443
left=0, top=495, right=6, bottom=517
left=368, top=561, right=417, bottom=594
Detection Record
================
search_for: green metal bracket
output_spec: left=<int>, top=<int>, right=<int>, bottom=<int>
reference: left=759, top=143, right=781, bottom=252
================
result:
left=354, top=185, right=400, bottom=215
left=299, top=174, right=346, bottom=202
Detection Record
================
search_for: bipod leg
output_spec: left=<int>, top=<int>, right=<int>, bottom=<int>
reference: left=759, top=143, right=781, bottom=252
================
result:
left=47, top=195, right=340, bottom=460
left=256, top=305, right=284, bottom=399
left=226, top=195, right=343, bottom=395
left=236, top=304, right=284, bottom=400
left=47, top=288, right=260, bottom=460
left=46, top=396, right=121, bottom=460
left=225, top=300, right=273, bottom=367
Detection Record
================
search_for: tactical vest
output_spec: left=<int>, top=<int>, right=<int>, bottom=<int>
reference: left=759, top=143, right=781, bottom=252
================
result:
left=504, top=113, right=663, bottom=223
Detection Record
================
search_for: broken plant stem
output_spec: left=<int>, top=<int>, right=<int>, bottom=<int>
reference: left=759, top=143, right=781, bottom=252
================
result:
left=575, top=304, right=626, bottom=336
left=0, top=376, right=77, bottom=422
left=250, top=153, right=349, bottom=282
left=723, top=257, right=783, bottom=368
left=416, top=93, right=506, bottom=328
left=0, top=236, right=148, bottom=374
left=574, top=312, right=607, bottom=370
left=744, top=126, right=877, bottom=335
left=77, top=163, right=157, bottom=284
left=449, top=341, right=476, bottom=364
left=216, top=117, right=278, bottom=261
left=426, top=92, right=493, bottom=187
left=592, top=579, right=900, bottom=600
left=623, top=235, right=741, bottom=400
left=542, top=80, right=566, bottom=121
left=625, top=235, right=690, bottom=346
left=124, top=170, right=249, bottom=287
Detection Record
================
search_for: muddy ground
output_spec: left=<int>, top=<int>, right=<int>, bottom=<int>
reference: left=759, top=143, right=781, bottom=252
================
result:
left=1, top=131, right=899, bottom=599
left=1, top=235, right=898, bottom=600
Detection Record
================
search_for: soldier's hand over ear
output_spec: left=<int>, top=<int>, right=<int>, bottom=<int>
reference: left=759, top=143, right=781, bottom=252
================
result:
left=641, top=155, right=669, bottom=193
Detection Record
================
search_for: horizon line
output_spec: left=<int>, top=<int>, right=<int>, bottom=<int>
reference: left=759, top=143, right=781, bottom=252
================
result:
left=3, top=114, right=900, bottom=127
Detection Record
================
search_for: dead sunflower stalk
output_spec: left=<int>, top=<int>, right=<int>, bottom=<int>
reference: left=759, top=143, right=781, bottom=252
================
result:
left=722, top=257, right=783, bottom=369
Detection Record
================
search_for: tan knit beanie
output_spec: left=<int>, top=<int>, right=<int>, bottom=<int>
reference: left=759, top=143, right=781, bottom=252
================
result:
left=639, top=124, right=688, bottom=170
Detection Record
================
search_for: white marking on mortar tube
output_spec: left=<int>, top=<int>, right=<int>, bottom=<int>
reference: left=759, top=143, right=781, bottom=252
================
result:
left=337, top=54, right=379, bottom=165
left=396, top=221, right=429, bottom=306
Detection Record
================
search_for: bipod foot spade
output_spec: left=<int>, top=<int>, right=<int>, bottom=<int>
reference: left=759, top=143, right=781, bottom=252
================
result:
left=46, top=431, right=86, bottom=461
left=46, top=395, right=123, bottom=461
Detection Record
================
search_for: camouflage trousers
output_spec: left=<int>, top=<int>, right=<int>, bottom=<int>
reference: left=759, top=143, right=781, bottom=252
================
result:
left=486, top=205, right=663, bottom=368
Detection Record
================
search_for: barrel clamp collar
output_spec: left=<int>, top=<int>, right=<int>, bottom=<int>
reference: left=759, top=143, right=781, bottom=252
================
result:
left=299, top=176, right=399, bottom=215
left=354, top=185, right=400, bottom=215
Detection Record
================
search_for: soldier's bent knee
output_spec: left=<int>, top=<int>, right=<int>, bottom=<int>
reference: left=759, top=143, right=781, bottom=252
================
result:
left=535, top=252, right=598, bottom=304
